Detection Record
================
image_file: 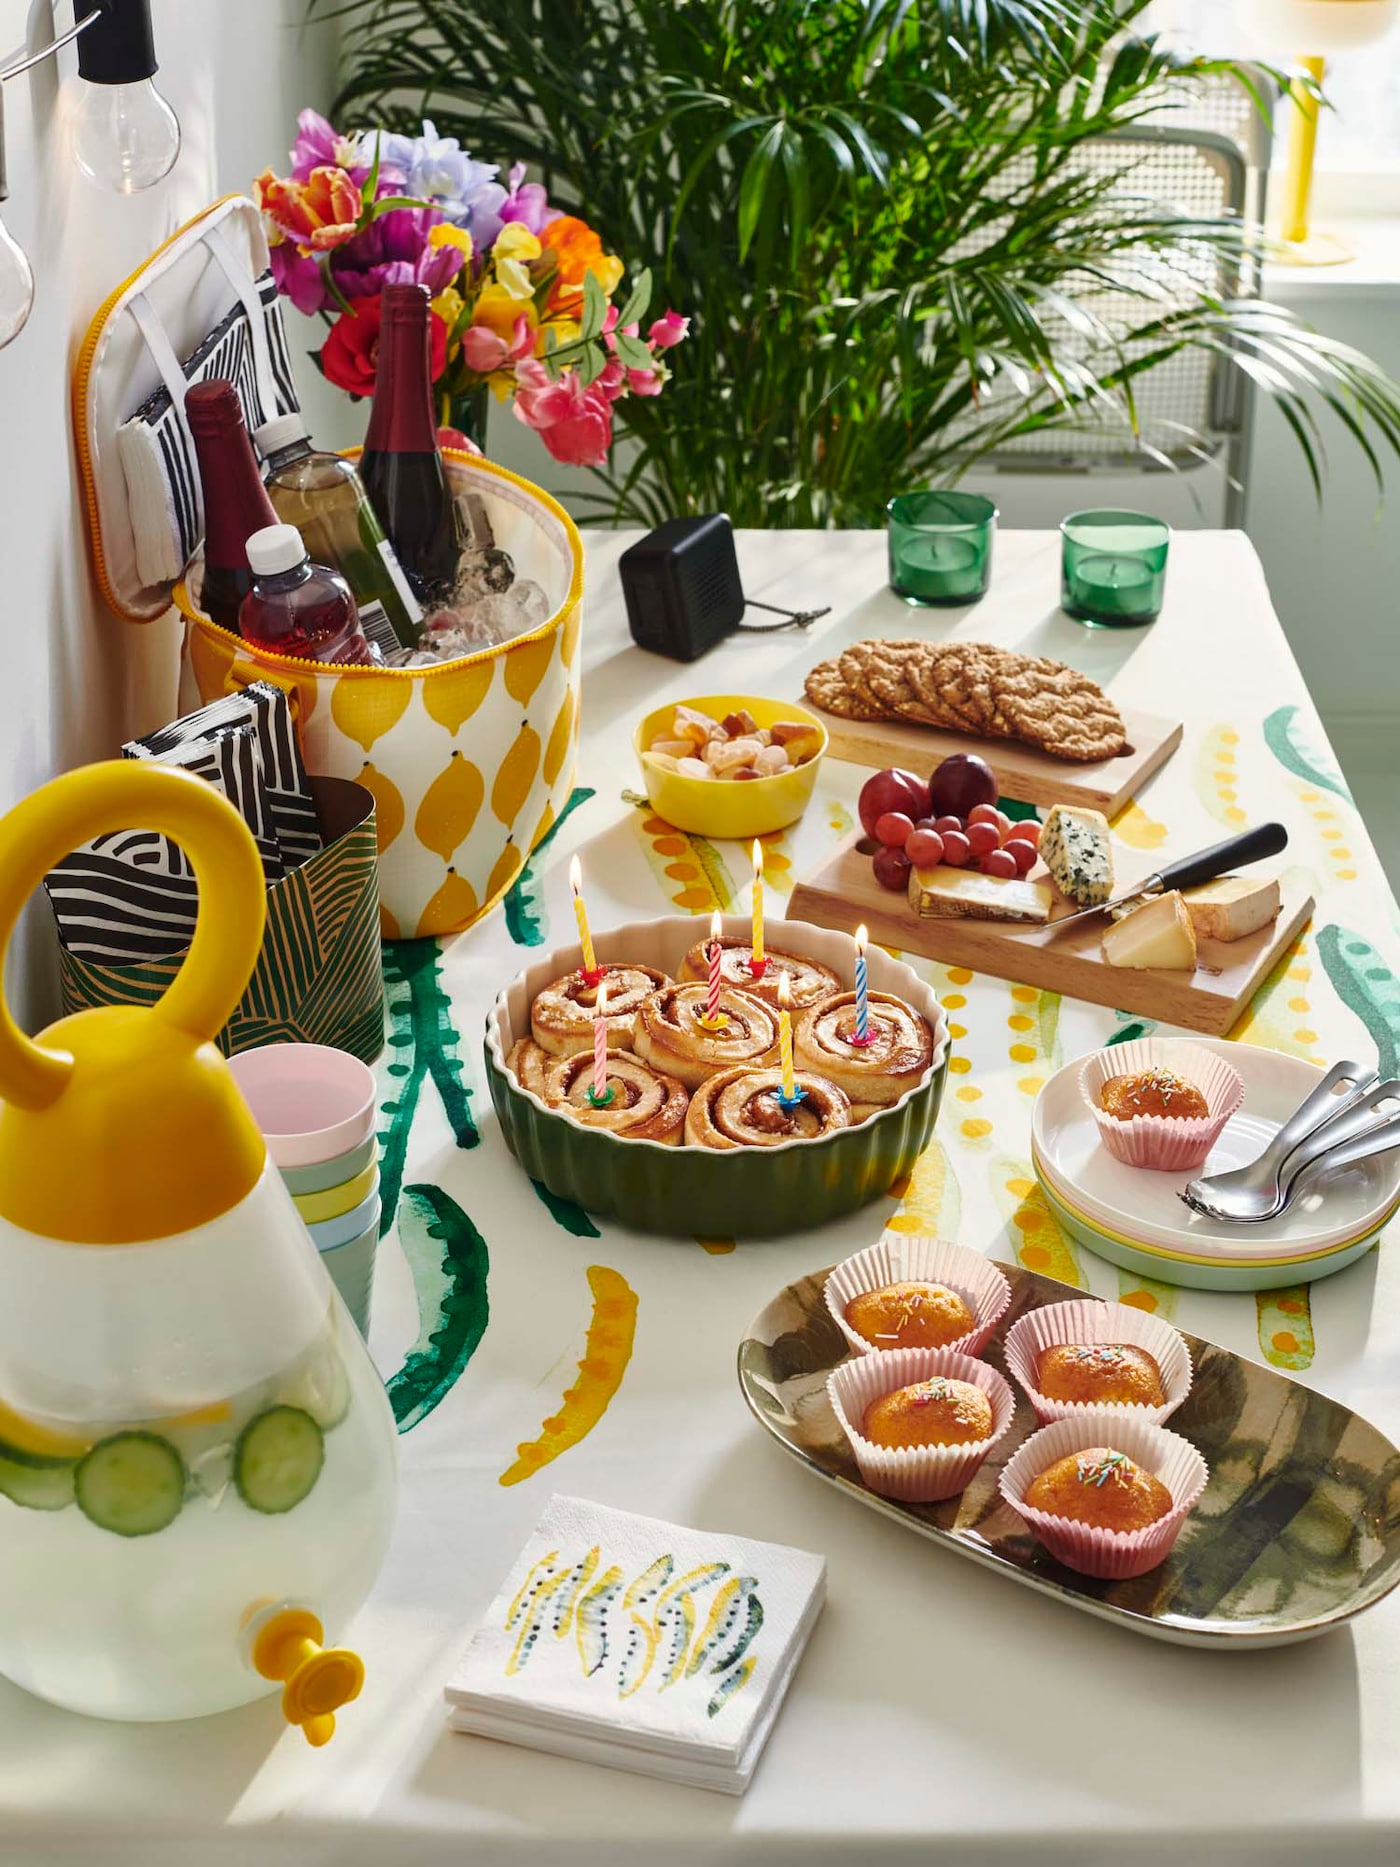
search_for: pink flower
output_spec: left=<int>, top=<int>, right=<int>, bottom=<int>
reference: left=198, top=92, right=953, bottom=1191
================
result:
left=628, top=367, right=664, bottom=396
left=269, top=242, right=329, bottom=316
left=462, top=313, right=534, bottom=374
left=597, top=357, right=627, bottom=400
left=289, top=109, right=369, bottom=185
left=513, top=358, right=613, bottom=466
left=649, top=310, right=690, bottom=349
left=498, top=162, right=559, bottom=238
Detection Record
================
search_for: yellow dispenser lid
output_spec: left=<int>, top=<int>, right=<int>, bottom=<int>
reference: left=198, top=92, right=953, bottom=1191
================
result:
left=250, top=1607, right=365, bottom=1747
left=0, top=762, right=269, bottom=1243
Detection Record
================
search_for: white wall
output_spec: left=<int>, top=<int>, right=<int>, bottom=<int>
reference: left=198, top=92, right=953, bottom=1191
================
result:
left=0, top=0, right=339, bottom=1024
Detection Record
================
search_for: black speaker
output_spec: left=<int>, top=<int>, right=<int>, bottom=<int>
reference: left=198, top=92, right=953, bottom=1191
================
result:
left=619, top=514, right=746, bottom=662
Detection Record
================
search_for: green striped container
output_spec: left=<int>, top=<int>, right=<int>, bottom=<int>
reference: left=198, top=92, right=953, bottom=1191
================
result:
left=56, top=776, right=385, bottom=1064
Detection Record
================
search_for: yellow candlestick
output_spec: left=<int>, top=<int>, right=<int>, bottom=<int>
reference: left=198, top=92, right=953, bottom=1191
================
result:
left=778, top=972, right=795, bottom=1100
left=569, top=853, right=597, bottom=976
left=750, top=839, right=765, bottom=972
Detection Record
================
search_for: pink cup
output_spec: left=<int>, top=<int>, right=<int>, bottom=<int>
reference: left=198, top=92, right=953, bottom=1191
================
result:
left=229, top=1043, right=378, bottom=1167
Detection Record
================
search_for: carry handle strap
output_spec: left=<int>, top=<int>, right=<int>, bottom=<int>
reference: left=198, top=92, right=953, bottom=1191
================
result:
left=203, top=221, right=280, bottom=420
left=127, top=290, right=190, bottom=417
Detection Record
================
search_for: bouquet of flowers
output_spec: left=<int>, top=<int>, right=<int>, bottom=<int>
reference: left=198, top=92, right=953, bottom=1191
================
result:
left=254, top=112, right=687, bottom=468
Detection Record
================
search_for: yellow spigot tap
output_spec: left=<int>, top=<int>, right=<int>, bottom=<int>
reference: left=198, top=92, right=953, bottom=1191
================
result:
left=248, top=1605, right=365, bottom=1747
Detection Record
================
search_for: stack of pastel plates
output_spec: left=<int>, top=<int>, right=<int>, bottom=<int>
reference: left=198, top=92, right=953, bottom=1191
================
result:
left=1032, top=1039, right=1400, bottom=1292
left=229, top=1044, right=380, bottom=1335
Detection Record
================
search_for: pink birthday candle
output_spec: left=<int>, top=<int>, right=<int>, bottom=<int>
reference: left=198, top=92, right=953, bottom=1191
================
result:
left=592, top=976, right=609, bottom=1102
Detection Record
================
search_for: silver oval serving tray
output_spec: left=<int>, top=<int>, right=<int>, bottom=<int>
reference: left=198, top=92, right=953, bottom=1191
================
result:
left=738, top=1259, right=1400, bottom=1647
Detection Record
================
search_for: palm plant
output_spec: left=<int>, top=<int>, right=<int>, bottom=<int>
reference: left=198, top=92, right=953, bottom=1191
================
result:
left=320, top=0, right=1400, bottom=526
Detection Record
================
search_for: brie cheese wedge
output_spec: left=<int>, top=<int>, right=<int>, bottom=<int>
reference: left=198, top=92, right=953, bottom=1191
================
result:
left=1101, top=891, right=1197, bottom=971
left=1182, top=874, right=1280, bottom=943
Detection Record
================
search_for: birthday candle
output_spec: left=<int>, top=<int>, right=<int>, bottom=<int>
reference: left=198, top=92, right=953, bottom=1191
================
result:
left=750, top=839, right=765, bottom=972
left=854, top=924, right=870, bottom=1041
left=592, top=976, right=609, bottom=1101
left=569, top=853, right=598, bottom=977
left=778, top=971, right=795, bottom=1100
left=707, top=908, right=723, bottom=1024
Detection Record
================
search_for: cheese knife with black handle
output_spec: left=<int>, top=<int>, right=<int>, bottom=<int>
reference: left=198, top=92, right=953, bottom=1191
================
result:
left=1041, top=821, right=1289, bottom=937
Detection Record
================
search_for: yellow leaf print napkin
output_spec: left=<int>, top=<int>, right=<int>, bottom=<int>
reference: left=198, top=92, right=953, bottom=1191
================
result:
left=444, top=1493, right=826, bottom=1794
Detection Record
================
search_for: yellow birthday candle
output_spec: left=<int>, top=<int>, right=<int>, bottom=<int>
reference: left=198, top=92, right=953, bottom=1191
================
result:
left=569, top=853, right=598, bottom=976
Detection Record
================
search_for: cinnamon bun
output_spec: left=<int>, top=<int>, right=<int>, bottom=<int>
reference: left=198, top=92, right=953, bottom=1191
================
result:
left=793, top=990, right=934, bottom=1107
left=633, top=982, right=779, bottom=1089
left=677, top=936, right=840, bottom=1011
left=684, top=1067, right=852, bottom=1149
left=529, top=963, right=671, bottom=1058
left=507, top=1038, right=689, bottom=1144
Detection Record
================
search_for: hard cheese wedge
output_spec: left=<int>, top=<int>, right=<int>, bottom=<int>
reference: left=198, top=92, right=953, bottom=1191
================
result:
left=1102, top=890, right=1197, bottom=970
left=909, top=865, right=1054, bottom=923
left=1182, top=874, right=1281, bottom=943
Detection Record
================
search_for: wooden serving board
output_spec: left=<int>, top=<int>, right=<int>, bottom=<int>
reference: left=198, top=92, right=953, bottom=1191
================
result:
left=811, top=701, right=1183, bottom=816
left=787, top=829, right=1315, bottom=1036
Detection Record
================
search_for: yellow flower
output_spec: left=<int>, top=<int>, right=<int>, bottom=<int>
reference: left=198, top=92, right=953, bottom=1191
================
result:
left=429, top=222, right=474, bottom=263
left=472, top=282, right=539, bottom=342
left=432, top=285, right=466, bottom=332
left=493, top=223, right=542, bottom=265
left=539, top=316, right=582, bottom=351
left=495, top=256, right=536, bottom=300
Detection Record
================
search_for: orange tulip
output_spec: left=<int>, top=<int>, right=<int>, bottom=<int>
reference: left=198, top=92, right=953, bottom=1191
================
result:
left=255, top=164, right=362, bottom=254
left=540, top=216, right=624, bottom=312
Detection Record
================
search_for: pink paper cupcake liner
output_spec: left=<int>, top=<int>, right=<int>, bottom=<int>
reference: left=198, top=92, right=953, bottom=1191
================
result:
left=1003, top=1297, right=1193, bottom=1427
left=824, top=1233, right=1011, bottom=1359
left=1080, top=1038, right=1245, bottom=1174
left=828, top=1347, right=1017, bottom=1503
left=998, top=1412, right=1209, bottom=1580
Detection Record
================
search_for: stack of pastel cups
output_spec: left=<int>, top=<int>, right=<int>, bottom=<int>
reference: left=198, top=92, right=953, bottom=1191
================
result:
left=229, top=1043, right=380, bottom=1337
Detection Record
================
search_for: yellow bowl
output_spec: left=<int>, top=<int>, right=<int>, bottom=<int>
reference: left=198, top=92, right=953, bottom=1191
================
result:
left=632, top=694, right=828, bottom=838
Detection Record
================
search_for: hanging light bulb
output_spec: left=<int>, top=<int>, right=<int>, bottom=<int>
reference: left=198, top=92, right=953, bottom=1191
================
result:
left=0, top=90, right=35, bottom=349
left=72, top=0, right=180, bottom=195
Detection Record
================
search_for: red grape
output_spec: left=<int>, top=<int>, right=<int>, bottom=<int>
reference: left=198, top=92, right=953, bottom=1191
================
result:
left=940, top=829, right=971, bottom=867
left=965, top=821, right=1000, bottom=858
left=966, top=803, right=1001, bottom=829
left=992, top=809, right=1012, bottom=837
left=859, top=768, right=929, bottom=839
left=906, top=828, right=944, bottom=868
left=872, top=845, right=913, bottom=893
left=933, top=815, right=964, bottom=837
left=981, top=848, right=1018, bottom=880
left=928, top=753, right=998, bottom=820
left=1004, top=838, right=1038, bottom=875
left=913, top=818, right=939, bottom=834
left=874, top=811, right=915, bottom=849
left=1009, top=818, right=1041, bottom=847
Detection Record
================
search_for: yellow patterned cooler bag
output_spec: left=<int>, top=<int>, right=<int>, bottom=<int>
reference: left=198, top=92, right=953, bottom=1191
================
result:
left=178, top=452, right=584, bottom=939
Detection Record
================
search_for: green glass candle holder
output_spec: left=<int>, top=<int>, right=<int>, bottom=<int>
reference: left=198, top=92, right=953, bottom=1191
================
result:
left=1060, top=508, right=1169, bottom=627
left=887, top=491, right=996, bottom=606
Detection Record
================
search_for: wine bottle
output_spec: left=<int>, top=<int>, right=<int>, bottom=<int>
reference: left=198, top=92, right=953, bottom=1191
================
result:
left=255, top=411, right=424, bottom=657
left=359, top=284, right=462, bottom=609
left=239, top=525, right=379, bottom=666
left=185, top=380, right=279, bottom=632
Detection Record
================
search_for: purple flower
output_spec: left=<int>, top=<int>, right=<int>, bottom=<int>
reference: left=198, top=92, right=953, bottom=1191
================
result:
left=270, top=241, right=330, bottom=316
left=331, top=205, right=464, bottom=299
left=498, top=162, right=558, bottom=239
left=289, top=108, right=369, bottom=185
left=368, top=120, right=502, bottom=227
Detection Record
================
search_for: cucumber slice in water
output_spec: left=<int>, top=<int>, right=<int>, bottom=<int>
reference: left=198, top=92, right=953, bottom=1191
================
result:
left=75, top=1433, right=186, bottom=1537
left=234, top=1406, right=324, bottom=1515
left=0, top=1451, right=75, bottom=1511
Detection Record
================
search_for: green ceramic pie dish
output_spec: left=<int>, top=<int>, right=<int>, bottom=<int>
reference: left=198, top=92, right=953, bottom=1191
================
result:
left=484, top=915, right=949, bottom=1237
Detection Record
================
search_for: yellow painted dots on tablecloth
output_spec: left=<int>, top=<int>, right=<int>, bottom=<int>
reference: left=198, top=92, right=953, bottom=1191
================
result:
left=1294, top=1028, right=1318, bottom=1046
left=697, top=1237, right=736, bottom=1255
left=956, top=1086, right=982, bottom=1103
left=1272, top=1331, right=1299, bottom=1355
left=1231, top=932, right=1322, bottom=1062
left=1009, top=1044, right=1036, bottom=1064
left=1004, top=1181, right=1085, bottom=1287
left=1111, top=801, right=1169, bottom=850
left=948, top=1023, right=967, bottom=1040
left=1120, top=1290, right=1157, bottom=1313
left=943, top=994, right=967, bottom=1010
left=1010, top=986, right=1037, bottom=1004
left=960, top=1118, right=993, bottom=1140
left=949, top=1056, right=972, bottom=1075
left=946, top=968, right=973, bottom=985
left=1195, top=724, right=1250, bottom=827
left=1018, top=1076, right=1044, bottom=1096
left=1008, top=1014, right=1034, bottom=1033
left=886, top=1138, right=960, bottom=1236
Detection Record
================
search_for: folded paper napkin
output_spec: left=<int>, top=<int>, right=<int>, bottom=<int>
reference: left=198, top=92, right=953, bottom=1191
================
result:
left=444, top=1495, right=826, bottom=1794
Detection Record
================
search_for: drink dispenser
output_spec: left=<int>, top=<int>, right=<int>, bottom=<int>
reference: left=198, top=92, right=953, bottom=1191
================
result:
left=0, top=763, right=396, bottom=1737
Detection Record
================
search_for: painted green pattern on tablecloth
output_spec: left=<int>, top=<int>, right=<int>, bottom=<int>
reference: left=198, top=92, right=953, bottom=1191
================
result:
left=1263, top=705, right=1353, bottom=802
left=1115, top=1271, right=1179, bottom=1322
left=1256, top=1285, right=1315, bottom=1371
left=993, top=1158, right=1086, bottom=1287
left=503, top=786, right=597, bottom=946
left=384, top=1183, right=490, bottom=1431
left=379, top=939, right=477, bottom=1238
left=886, top=1136, right=960, bottom=1236
left=1317, top=924, right=1400, bottom=1078
left=1194, top=723, right=1249, bottom=828
left=626, top=792, right=737, bottom=914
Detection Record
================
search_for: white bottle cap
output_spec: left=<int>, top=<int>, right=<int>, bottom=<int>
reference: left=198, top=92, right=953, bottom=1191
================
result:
left=253, top=412, right=311, bottom=455
left=246, top=524, right=308, bottom=577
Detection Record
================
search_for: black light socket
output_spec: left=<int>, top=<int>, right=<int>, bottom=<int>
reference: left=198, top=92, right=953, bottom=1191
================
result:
left=76, top=0, right=158, bottom=86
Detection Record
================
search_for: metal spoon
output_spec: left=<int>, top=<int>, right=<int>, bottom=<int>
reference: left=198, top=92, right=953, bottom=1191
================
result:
left=1179, top=1060, right=1378, bottom=1223
left=1275, top=1113, right=1400, bottom=1217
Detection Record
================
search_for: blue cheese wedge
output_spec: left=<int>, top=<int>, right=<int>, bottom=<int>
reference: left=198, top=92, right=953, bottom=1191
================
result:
left=909, top=865, right=1054, bottom=924
left=1039, top=805, right=1113, bottom=907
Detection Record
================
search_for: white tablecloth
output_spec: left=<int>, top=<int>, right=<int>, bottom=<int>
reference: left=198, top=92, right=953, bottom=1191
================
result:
left=4, top=529, right=1399, bottom=1866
